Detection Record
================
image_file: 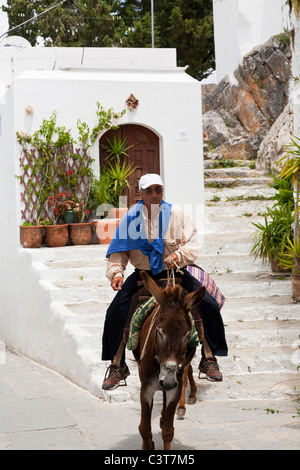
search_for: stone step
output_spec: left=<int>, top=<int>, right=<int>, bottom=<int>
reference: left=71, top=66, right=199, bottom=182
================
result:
left=204, top=214, right=265, bottom=233
left=204, top=167, right=269, bottom=178
left=204, top=176, right=274, bottom=188
left=198, top=253, right=265, bottom=274
left=203, top=159, right=254, bottom=169
left=24, top=244, right=108, bottom=263
left=224, top=319, right=300, bottom=348
left=39, top=279, right=113, bottom=304
left=35, top=262, right=107, bottom=281
left=215, top=273, right=292, bottom=298
left=221, top=295, right=300, bottom=321
left=204, top=185, right=276, bottom=202
left=200, top=231, right=257, bottom=255
left=205, top=200, right=272, bottom=216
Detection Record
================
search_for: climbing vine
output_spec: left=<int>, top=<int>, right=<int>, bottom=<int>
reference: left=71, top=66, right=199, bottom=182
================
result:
left=16, top=102, right=126, bottom=225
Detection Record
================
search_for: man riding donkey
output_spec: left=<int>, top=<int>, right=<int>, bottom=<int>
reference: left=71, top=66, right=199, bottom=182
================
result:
left=101, top=173, right=228, bottom=391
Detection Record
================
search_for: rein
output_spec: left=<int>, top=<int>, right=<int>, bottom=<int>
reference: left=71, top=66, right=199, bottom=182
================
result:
left=140, top=305, right=160, bottom=361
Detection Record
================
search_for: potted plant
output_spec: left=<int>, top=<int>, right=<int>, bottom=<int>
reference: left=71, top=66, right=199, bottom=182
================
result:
left=92, top=162, right=135, bottom=244
left=16, top=102, right=127, bottom=247
left=250, top=203, right=295, bottom=272
left=45, top=192, right=70, bottom=247
left=20, top=221, right=44, bottom=249
left=100, top=134, right=135, bottom=213
left=69, top=202, right=93, bottom=246
left=279, top=237, right=300, bottom=302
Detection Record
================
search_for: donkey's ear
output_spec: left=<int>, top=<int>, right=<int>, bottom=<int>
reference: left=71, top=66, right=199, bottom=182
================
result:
left=184, top=286, right=206, bottom=311
left=140, top=271, right=165, bottom=304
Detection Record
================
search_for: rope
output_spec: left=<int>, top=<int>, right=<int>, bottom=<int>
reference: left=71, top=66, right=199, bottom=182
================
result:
left=140, top=306, right=160, bottom=361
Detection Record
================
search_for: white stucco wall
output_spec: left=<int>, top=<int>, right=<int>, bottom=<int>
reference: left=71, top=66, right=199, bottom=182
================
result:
left=0, top=46, right=177, bottom=87
left=213, top=0, right=289, bottom=82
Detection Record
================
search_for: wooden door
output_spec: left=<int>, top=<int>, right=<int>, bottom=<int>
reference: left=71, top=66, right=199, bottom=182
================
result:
left=100, top=124, right=160, bottom=207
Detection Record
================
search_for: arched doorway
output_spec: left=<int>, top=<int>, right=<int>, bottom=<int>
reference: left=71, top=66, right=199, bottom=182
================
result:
left=99, top=124, right=160, bottom=207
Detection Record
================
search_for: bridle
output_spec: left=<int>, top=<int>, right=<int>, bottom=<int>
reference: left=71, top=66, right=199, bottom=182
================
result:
left=140, top=266, right=194, bottom=370
left=154, top=330, right=194, bottom=374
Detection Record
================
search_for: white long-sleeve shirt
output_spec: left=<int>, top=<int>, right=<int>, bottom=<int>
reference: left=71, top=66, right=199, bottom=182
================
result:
left=106, top=204, right=200, bottom=282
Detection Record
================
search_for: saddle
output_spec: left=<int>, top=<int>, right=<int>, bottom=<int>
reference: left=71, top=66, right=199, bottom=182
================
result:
left=112, top=277, right=213, bottom=367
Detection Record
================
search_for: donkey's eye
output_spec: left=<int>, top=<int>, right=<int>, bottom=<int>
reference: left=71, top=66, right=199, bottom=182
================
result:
left=156, top=328, right=164, bottom=341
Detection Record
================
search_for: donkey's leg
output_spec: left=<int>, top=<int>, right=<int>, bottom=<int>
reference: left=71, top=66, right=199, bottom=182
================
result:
left=139, top=385, right=155, bottom=450
left=187, top=365, right=197, bottom=405
left=160, top=391, right=166, bottom=429
left=176, top=367, right=189, bottom=418
left=162, top=388, right=181, bottom=450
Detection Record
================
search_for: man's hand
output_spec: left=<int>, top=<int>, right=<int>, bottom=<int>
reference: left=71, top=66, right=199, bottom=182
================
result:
left=164, top=253, right=179, bottom=268
left=111, top=276, right=124, bottom=291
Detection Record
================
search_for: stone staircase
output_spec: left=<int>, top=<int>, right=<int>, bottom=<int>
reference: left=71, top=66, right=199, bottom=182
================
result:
left=24, top=161, right=300, bottom=404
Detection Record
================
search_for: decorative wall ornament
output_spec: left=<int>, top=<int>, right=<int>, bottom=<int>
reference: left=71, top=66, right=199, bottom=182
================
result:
left=25, top=105, right=34, bottom=115
left=126, top=93, right=139, bottom=111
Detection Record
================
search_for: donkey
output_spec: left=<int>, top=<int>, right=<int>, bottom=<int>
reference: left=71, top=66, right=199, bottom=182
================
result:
left=136, top=271, right=206, bottom=450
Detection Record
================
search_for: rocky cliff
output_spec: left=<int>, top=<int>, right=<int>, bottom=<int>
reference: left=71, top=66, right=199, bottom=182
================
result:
left=202, top=35, right=292, bottom=167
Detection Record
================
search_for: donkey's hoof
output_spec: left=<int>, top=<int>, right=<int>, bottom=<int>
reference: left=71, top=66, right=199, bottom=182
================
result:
left=188, top=396, right=197, bottom=405
left=176, top=407, right=186, bottom=419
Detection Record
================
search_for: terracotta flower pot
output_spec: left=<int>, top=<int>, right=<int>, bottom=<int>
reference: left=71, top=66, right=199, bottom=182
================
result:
left=69, top=223, right=93, bottom=245
left=270, top=256, right=291, bottom=274
left=291, top=274, right=300, bottom=302
left=20, top=225, right=43, bottom=248
left=45, top=224, right=69, bottom=247
left=94, top=219, right=120, bottom=244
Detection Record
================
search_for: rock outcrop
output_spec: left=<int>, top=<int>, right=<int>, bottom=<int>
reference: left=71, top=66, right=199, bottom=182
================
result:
left=202, top=35, right=292, bottom=162
left=256, top=103, right=294, bottom=172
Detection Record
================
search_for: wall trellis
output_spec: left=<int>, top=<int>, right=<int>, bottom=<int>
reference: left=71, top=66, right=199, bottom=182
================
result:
left=18, top=145, right=92, bottom=225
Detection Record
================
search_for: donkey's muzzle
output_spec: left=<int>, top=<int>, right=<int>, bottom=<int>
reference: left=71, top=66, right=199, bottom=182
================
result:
left=159, top=362, right=178, bottom=391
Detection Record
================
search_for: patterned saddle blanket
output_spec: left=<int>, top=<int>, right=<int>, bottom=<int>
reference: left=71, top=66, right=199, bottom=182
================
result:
left=126, top=296, right=199, bottom=351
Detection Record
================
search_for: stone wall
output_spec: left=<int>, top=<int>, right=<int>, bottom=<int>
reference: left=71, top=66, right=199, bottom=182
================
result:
left=202, top=35, right=292, bottom=163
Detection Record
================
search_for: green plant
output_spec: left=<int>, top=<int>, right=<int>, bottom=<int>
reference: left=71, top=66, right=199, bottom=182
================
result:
left=106, top=161, right=136, bottom=207
left=275, top=28, right=291, bottom=47
left=251, top=204, right=295, bottom=264
left=22, top=221, right=36, bottom=227
left=277, top=137, right=300, bottom=188
left=270, top=174, right=294, bottom=208
left=101, top=136, right=133, bottom=164
left=212, top=159, right=238, bottom=169
left=277, top=136, right=300, bottom=255
left=279, top=237, right=300, bottom=274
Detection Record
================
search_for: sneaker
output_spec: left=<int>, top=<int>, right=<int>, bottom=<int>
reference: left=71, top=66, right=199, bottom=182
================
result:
left=102, top=363, right=130, bottom=391
left=198, top=357, right=223, bottom=382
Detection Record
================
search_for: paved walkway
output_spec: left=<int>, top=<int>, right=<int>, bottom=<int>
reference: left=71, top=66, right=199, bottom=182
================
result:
left=0, top=348, right=299, bottom=451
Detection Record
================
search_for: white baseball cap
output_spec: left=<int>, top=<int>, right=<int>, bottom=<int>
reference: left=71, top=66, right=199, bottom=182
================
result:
left=139, top=173, right=164, bottom=190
